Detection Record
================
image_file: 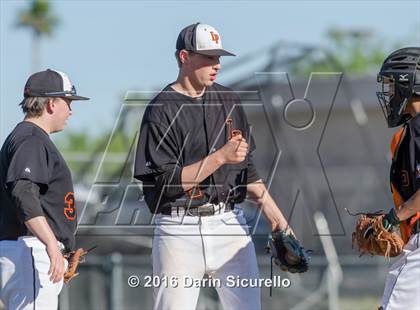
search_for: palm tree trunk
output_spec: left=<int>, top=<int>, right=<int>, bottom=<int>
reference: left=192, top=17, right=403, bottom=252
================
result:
left=31, top=34, right=41, bottom=73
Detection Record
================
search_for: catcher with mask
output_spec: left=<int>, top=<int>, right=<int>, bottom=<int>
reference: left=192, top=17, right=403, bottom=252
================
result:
left=353, top=47, right=420, bottom=310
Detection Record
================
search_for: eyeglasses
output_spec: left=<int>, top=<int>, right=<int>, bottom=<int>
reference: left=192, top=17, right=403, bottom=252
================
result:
left=53, top=97, right=72, bottom=111
left=44, top=85, right=77, bottom=97
left=64, top=98, right=72, bottom=110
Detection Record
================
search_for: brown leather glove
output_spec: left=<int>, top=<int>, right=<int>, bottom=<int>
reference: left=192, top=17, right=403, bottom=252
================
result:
left=352, top=214, right=404, bottom=258
left=63, top=248, right=88, bottom=284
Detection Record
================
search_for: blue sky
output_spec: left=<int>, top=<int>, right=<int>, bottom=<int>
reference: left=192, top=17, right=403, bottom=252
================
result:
left=1, top=0, right=419, bottom=143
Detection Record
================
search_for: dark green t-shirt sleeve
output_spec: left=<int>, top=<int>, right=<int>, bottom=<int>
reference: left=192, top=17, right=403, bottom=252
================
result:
left=247, top=154, right=261, bottom=184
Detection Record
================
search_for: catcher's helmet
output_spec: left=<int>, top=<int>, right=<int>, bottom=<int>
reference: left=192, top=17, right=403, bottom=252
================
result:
left=377, top=47, right=420, bottom=127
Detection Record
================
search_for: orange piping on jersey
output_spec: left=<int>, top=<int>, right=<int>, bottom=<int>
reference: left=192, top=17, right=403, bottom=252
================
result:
left=390, top=184, right=412, bottom=243
left=390, top=126, right=420, bottom=243
left=390, top=127, right=405, bottom=156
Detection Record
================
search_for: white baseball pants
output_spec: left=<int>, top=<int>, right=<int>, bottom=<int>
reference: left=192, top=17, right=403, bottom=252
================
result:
left=0, top=237, right=66, bottom=310
left=381, top=232, right=420, bottom=310
left=152, top=207, right=261, bottom=310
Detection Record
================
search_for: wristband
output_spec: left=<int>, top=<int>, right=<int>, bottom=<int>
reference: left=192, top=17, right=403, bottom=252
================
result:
left=385, top=208, right=401, bottom=226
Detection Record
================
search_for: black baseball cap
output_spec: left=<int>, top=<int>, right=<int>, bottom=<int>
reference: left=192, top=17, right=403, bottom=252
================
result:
left=176, top=23, right=235, bottom=57
left=22, top=69, right=89, bottom=101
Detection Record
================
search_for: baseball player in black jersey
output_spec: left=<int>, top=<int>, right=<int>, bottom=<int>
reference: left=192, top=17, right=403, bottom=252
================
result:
left=134, top=23, right=303, bottom=310
left=0, top=69, right=89, bottom=309
left=375, top=47, right=420, bottom=310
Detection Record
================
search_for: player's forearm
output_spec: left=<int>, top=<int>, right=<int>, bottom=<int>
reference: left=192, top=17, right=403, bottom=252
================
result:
left=181, top=150, right=225, bottom=191
left=25, top=216, right=60, bottom=249
left=396, top=188, right=420, bottom=221
left=247, top=180, right=289, bottom=231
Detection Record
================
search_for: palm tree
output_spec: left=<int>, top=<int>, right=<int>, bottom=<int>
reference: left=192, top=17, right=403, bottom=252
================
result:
left=16, top=0, right=58, bottom=72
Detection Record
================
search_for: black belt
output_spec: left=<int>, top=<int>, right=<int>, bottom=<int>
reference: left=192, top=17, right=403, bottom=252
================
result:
left=160, top=202, right=234, bottom=217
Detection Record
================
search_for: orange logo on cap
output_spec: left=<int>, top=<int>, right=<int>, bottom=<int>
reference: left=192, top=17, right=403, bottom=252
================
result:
left=210, top=31, right=219, bottom=44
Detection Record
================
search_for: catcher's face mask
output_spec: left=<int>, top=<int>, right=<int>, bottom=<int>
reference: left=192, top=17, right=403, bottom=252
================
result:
left=377, top=72, right=414, bottom=128
left=376, top=47, right=420, bottom=128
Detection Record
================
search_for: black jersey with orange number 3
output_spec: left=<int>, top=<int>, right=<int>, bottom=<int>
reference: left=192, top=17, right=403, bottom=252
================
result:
left=0, top=121, right=77, bottom=250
